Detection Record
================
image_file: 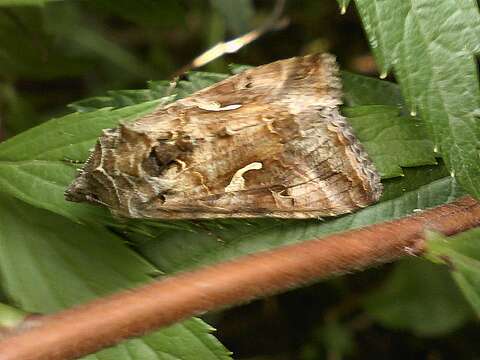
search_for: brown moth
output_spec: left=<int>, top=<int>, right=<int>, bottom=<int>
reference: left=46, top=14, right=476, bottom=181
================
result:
left=65, top=54, right=382, bottom=219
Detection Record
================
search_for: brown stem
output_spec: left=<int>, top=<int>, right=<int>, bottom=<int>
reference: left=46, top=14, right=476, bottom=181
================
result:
left=0, top=196, right=479, bottom=360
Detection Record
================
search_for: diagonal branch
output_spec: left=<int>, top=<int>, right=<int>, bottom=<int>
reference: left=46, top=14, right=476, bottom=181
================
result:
left=0, top=196, right=479, bottom=360
left=172, top=0, right=288, bottom=77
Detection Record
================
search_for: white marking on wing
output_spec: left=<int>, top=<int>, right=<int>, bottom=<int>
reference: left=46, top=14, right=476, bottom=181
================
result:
left=225, top=162, right=263, bottom=192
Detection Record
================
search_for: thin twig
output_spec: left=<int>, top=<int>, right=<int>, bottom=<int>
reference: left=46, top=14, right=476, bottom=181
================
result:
left=172, top=0, right=288, bottom=77
left=0, top=196, right=479, bottom=360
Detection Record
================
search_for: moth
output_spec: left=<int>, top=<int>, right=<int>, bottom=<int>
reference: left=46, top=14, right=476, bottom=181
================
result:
left=65, top=54, right=382, bottom=219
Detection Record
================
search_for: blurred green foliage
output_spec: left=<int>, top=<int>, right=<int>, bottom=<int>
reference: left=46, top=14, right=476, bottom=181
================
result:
left=0, top=0, right=372, bottom=137
left=426, top=228, right=480, bottom=318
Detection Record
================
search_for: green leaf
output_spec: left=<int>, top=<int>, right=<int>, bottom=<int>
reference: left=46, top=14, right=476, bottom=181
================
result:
left=0, top=193, right=232, bottom=360
left=346, top=105, right=437, bottom=178
left=0, top=303, right=28, bottom=328
left=379, top=161, right=451, bottom=202
left=87, top=318, right=232, bottom=360
left=341, top=71, right=405, bottom=110
left=354, top=0, right=480, bottom=199
left=68, top=72, right=227, bottom=113
left=425, top=228, right=480, bottom=317
left=363, top=258, right=473, bottom=336
left=0, top=194, right=155, bottom=311
left=0, top=100, right=160, bottom=223
left=0, top=161, right=113, bottom=225
left=0, top=100, right=160, bottom=163
left=68, top=96, right=121, bottom=113
left=137, top=165, right=463, bottom=273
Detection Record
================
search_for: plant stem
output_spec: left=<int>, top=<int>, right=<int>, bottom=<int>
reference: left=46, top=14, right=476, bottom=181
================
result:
left=0, top=196, right=479, bottom=360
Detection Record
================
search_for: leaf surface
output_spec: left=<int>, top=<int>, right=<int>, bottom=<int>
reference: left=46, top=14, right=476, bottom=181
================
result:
left=0, top=193, right=232, bottom=360
left=363, top=259, right=473, bottom=336
left=0, top=101, right=160, bottom=224
left=346, top=105, right=436, bottom=178
left=425, top=228, right=480, bottom=317
left=354, top=0, right=480, bottom=198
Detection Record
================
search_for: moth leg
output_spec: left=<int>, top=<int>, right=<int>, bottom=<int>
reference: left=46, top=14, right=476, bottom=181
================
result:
left=62, top=157, right=85, bottom=165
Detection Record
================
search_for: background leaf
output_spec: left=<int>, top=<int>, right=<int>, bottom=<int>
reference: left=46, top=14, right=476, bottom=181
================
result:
left=301, top=320, right=355, bottom=360
left=341, top=71, right=405, bottom=110
left=346, top=105, right=436, bottom=178
left=425, top=229, right=480, bottom=317
left=353, top=0, right=480, bottom=199
left=0, top=100, right=160, bottom=223
left=0, top=193, right=232, bottom=360
left=363, top=258, right=473, bottom=336
left=68, top=72, right=228, bottom=113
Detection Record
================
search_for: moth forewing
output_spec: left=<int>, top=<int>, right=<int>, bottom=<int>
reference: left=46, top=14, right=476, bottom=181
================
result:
left=65, top=54, right=382, bottom=219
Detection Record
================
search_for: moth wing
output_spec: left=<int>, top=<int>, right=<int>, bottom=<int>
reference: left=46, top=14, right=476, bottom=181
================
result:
left=139, top=102, right=381, bottom=219
left=177, top=53, right=342, bottom=112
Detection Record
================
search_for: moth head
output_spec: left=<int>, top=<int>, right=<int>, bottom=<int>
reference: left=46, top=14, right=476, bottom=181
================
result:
left=65, top=124, right=182, bottom=216
left=64, top=141, right=121, bottom=209
left=64, top=172, right=111, bottom=206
